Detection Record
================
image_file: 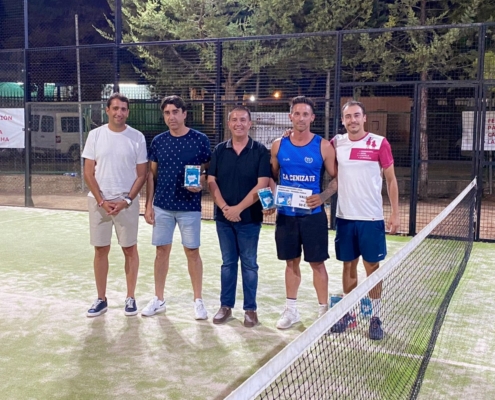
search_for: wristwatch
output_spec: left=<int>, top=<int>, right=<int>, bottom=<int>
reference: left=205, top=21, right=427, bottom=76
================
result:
left=124, top=196, right=132, bottom=207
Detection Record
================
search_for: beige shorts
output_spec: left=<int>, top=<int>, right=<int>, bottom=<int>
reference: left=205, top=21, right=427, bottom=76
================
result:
left=88, top=196, right=140, bottom=248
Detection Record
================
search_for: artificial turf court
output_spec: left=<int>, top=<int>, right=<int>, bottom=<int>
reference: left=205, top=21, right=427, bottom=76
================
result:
left=0, top=206, right=493, bottom=399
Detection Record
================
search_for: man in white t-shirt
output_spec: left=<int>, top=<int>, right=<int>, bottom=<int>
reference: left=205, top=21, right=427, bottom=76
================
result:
left=82, top=93, right=148, bottom=318
left=330, top=100, right=399, bottom=340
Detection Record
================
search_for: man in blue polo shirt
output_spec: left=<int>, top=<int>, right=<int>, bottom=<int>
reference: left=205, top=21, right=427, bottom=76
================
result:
left=208, top=106, right=271, bottom=327
left=143, top=95, right=211, bottom=320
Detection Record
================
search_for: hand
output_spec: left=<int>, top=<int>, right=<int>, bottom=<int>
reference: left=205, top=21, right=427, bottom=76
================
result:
left=306, top=194, right=323, bottom=209
left=282, top=129, right=293, bottom=138
left=262, top=208, right=276, bottom=216
left=186, top=186, right=202, bottom=193
left=144, top=206, right=155, bottom=225
left=222, top=205, right=241, bottom=222
left=387, top=213, right=400, bottom=234
left=106, top=200, right=126, bottom=216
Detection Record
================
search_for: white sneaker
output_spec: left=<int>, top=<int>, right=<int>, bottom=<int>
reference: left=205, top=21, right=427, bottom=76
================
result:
left=194, top=298, right=208, bottom=320
left=141, top=296, right=166, bottom=317
left=276, top=307, right=300, bottom=330
left=318, top=304, right=329, bottom=318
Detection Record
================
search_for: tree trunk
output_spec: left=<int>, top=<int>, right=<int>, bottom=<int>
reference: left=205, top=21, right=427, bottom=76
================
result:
left=419, top=73, right=428, bottom=199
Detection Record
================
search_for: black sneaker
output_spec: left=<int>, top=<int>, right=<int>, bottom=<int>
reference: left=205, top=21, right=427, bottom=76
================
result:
left=124, top=297, right=138, bottom=316
left=87, top=298, right=108, bottom=317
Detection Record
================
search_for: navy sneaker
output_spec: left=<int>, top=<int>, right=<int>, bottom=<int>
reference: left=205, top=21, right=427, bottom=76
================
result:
left=124, top=297, right=138, bottom=316
left=369, top=316, right=384, bottom=340
left=330, top=312, right=356, bottom=333
left=87, top=298, right=108, bottom=317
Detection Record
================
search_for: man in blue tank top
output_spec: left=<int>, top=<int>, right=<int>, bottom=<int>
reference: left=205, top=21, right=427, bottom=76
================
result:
left=270, top=96, right=337, bottom=329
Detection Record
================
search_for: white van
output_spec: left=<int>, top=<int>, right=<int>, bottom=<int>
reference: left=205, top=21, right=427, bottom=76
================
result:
left=31, top=111, right=85, bottom=161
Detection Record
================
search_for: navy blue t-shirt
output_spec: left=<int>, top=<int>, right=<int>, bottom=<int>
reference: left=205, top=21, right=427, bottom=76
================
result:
left=148, top=129, right=211, bottom=212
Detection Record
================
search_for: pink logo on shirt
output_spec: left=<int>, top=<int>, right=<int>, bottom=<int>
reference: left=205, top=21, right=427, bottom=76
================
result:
left=349, top=148, right=380, bottom=161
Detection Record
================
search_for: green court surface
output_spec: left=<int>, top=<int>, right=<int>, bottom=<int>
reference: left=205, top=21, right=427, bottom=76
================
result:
left=0, top=206, right=493, bottom=399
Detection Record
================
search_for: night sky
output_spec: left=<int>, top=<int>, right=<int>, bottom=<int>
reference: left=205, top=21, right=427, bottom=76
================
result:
left=0, top=0, right=113, bottom=48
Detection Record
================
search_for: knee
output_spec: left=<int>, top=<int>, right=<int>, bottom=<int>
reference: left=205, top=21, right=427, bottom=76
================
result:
left=184, top=247, right=200, bottom=262
left=156, top=245, right=171, bottom=258
left=95, top=245, right=110, bottom=256
left=122, top=245, right=137, bottom=257
left=309, top=262, right=326, bottom=272
left=365, top=262, right=379, bottom=273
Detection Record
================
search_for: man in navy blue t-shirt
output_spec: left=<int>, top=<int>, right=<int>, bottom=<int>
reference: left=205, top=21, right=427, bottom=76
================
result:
left=142, top=95, right=211, bottom=320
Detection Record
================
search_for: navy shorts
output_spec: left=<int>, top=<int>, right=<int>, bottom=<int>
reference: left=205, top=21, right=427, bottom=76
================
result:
left=275, top=211, right=329, bottom=263
left=335, top=218, right=386, bottom=263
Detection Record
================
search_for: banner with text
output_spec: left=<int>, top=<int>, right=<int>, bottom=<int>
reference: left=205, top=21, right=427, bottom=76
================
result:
left=461, top=111, right=495, bottom=151
left=0, top=108, right=25, bottom=148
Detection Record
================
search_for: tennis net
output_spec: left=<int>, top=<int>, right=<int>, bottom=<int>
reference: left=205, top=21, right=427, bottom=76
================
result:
left=227, top=178, right=477, bottom=400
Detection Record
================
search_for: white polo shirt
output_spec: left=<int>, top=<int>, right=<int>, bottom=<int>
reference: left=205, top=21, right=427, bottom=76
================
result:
left=332, top=132, right=394, bottom=221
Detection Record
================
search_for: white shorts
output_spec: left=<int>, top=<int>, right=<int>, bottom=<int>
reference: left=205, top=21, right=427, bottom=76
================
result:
left=88, top=196, right=140, bottom=248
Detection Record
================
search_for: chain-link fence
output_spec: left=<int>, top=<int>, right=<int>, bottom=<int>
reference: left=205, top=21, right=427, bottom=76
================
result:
left=1, top=2, right=494, bottom=240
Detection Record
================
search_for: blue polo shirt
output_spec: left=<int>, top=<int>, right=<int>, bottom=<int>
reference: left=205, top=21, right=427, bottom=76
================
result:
left=148, top=128, right=211, bottom=212
left=208, top=137, right=271, bottom=223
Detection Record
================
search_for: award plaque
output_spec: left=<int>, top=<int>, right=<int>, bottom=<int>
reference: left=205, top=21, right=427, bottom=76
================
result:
left=257, top=187, right=275, bottom=210
left=184, top=165, right=202, bottom=187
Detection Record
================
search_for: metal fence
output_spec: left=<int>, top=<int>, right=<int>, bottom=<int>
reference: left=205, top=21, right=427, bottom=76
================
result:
left=0, top=2, right=494, bottom=241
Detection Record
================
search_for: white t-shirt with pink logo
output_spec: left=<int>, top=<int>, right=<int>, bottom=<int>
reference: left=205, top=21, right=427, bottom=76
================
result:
left=332, top=132, right=394, bottom=221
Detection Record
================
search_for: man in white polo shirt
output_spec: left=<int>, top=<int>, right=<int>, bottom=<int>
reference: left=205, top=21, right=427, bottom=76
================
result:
left=331, top=100, right=399, bottom=340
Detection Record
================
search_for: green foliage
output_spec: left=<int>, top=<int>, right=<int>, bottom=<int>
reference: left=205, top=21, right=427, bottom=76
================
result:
left=103, top=0, right=375, bottom=96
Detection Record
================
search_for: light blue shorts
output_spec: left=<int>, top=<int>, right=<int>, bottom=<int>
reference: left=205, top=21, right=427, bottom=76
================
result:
left=152, top=207, right=201, bottom=249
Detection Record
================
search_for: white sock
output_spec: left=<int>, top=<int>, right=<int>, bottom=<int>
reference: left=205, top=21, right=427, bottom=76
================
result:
left=286, top=298, right=297, bottom=310
left=371, top=298, right=381, bottom=318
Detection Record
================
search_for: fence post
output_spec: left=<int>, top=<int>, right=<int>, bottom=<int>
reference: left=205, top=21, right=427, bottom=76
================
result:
left=474, top=24, right=487, bottom=241
left=113, top=0, right=122, bottom=93
left=329, top=32, right=343, bottom=230
left=409, top=83, right=421, bottom=235
left=23, top=0, right=33, bottom=207
left=215, top=40, right=223, bottom=144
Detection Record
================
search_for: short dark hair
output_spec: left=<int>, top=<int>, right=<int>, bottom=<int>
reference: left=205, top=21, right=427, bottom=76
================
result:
left=160, top=95, right=187, bottom=112
left=106, top=92, right=129, bottom=109
left=342, top=100, right=366, bottom=116
left=228, top=105, right=251, bottom=121
left=290, top=96, right=316, bottom=114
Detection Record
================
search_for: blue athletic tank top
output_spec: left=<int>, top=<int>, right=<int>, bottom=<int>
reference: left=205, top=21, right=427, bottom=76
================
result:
left=277, top=134, right=324, bottom=216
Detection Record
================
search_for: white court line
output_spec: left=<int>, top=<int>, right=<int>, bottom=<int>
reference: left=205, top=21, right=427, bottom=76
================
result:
left=429, top=357, right=495, bottom=373
left=324, top=335, right=495, bottom=373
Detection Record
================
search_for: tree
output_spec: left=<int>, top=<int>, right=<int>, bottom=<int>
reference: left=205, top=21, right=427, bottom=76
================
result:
left=101, top=0, right=375, bottom=136
left=350, top=0, right=489, bottom=198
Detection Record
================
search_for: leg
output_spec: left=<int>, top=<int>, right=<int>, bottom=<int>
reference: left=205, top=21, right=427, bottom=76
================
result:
left=309, top=261, right=328, bottom=305
left=176, top=211, right=203, bottom=300
left=343, top=258, right=359, bottom=294
left=88, top=196, right=113, bottom=300
left=151, top=207, right=178, bottom=300
left=154, top=244, right=172, bottom=299
left=300, top=212, right=329, bottom=304
left=216, top=221, right=240, bottom=308
left=184, top=247, right=203, bottom=300
left=285, top=257, right=302, bottom=299
left=122, top=244, right=139, bottom=298
left=363, top=260, right=381, bottom=299
left=94, top=245, right=110, bottom=299
left=237, top=222, right=261, bottom=311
